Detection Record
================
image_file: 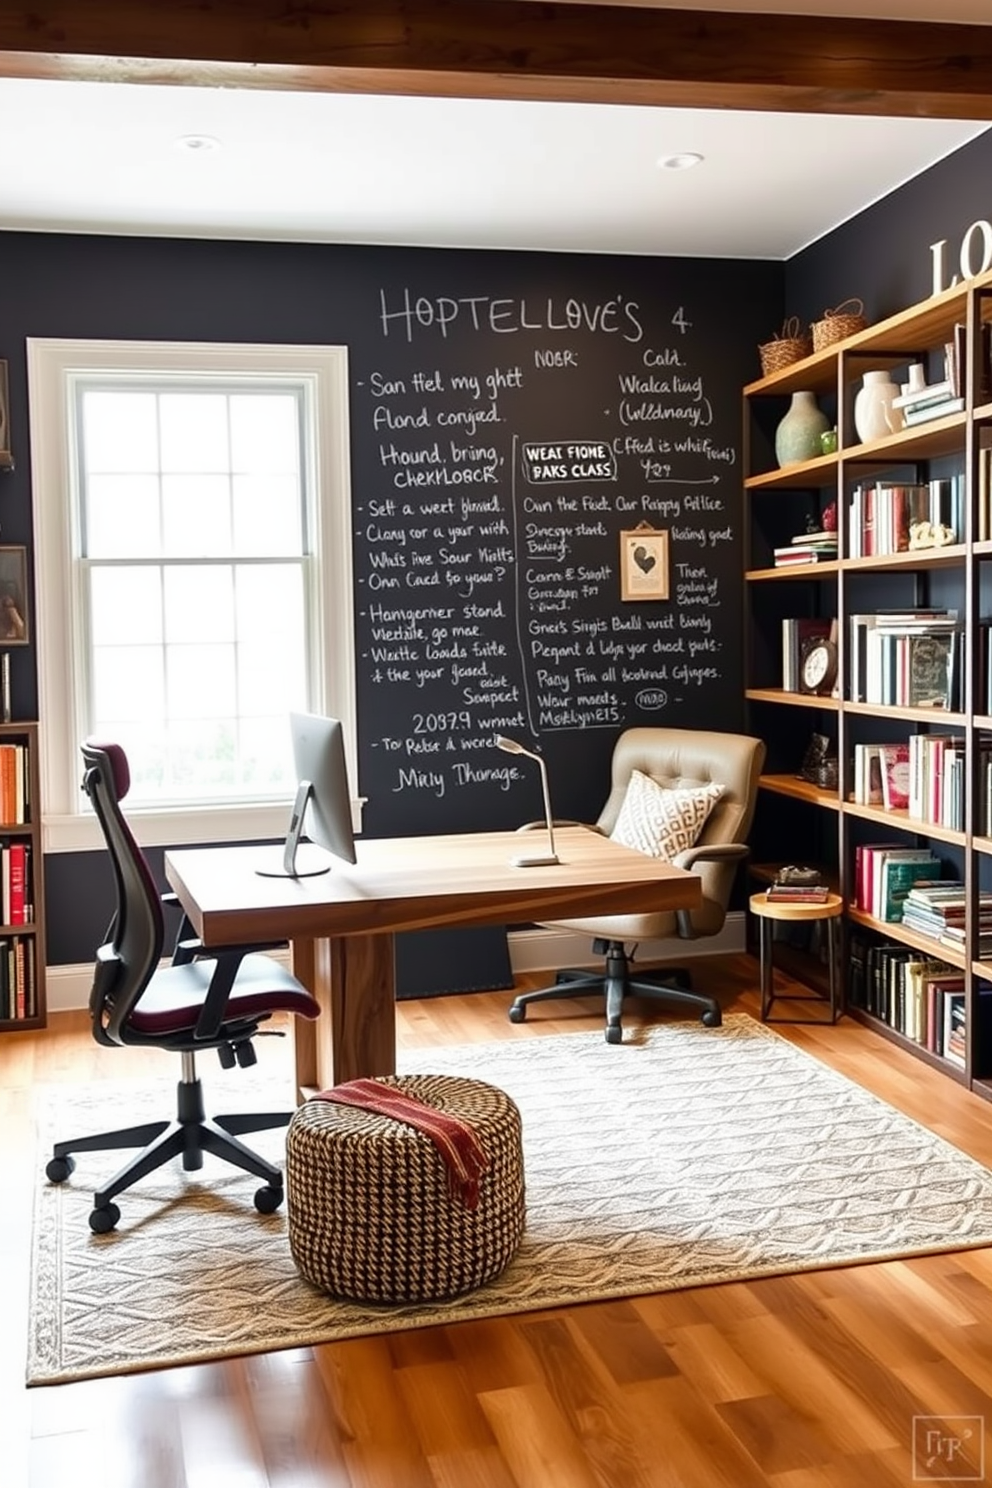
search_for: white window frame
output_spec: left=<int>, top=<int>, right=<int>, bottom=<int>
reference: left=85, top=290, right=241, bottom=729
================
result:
left=26, top=338, right=356, bottom=854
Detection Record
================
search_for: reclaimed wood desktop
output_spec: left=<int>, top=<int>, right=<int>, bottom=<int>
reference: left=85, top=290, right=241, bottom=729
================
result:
left=163, top=826, right=701, bottom=1094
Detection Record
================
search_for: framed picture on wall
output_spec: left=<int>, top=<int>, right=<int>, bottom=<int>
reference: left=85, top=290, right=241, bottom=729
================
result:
left=620, top=526, right=669, bottom=601
left=0, top=546, right=29, bottom=646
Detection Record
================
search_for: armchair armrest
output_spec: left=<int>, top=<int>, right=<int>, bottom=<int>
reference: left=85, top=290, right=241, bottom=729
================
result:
left=669, top=842, right=750, bottom=939
left=670, top=842, right=750, bottom=872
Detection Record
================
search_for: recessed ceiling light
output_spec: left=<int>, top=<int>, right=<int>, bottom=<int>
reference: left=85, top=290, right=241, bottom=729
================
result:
left=658, top=152, right=704, bottom=171
left=176, top=134, right=221, bottom=153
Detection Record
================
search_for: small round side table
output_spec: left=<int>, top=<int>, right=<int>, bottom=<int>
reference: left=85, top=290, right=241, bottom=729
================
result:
left=749, top=891, right=844, bottom=1024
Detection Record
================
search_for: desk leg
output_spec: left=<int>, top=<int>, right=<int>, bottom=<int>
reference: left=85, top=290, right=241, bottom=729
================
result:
left=329, top=931, right=397, bottom=1086
left=290, top=937, right=318, bottom=1099
left=291, top=932, right=397, bottom=1093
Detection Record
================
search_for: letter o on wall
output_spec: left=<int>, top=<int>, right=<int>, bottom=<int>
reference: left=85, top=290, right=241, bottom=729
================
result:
left=960, top=220, right=992, bottom=281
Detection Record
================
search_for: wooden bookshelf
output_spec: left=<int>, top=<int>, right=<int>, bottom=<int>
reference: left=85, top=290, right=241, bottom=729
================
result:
left=0, top=721, right=46, bottom=1031
left=744, top=265, right=992, bottom=1091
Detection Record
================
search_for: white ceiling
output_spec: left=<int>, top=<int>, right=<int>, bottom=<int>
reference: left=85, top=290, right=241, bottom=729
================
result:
left=1, top=0, right=990, bottom=260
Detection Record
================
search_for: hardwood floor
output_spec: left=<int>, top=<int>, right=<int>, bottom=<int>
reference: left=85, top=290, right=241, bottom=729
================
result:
left=6, top=954, right=992, bottom=1487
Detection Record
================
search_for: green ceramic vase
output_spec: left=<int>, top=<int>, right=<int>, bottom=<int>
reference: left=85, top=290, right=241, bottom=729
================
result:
left=774, top=390, right=830, bottom=467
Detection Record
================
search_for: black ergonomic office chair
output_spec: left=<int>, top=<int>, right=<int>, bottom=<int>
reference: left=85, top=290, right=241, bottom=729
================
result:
left=45, top=740, right=320, bottom=1234
left=508, top=727, right=766, bottom=1043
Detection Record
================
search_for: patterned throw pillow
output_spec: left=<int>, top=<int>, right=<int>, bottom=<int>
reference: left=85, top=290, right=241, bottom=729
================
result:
left=610, top=769, right=724, bottom=861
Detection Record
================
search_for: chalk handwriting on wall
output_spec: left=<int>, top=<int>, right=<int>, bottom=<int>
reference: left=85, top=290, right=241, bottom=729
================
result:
left=352, top=274, right=746, bottom=831
left=378, top=288, right=645, bottom=342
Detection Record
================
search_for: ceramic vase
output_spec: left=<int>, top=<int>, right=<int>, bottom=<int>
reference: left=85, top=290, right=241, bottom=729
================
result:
left=854, top=369, right=904, bottom=442
left=774, top=390, right=830, bottom=467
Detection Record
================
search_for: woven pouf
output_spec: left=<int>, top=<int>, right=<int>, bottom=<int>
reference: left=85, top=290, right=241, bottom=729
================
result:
left=286, top=1074, right=525, bottom=1302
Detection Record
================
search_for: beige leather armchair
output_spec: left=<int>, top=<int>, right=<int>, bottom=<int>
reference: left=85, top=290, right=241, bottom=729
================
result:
left=508, top=727, right=767, bottom=1043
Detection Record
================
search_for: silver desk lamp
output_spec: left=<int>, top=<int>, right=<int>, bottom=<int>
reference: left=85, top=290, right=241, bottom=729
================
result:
left=495, top=735, right=559, bottom=866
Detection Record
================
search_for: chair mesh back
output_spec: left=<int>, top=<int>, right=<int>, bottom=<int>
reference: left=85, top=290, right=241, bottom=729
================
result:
left=81, top=741, right=165, bottom=1045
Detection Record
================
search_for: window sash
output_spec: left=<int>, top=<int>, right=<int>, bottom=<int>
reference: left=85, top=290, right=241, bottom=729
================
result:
left=26, top=339, right=355, bottom=852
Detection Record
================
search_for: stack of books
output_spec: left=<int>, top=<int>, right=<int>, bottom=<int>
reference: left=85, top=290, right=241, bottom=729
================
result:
left=765, top=868, right=831, bottom=904
left=773, top=529, right=838, bottom=567
left=853, top=844, right=940, bottom=922
left=847, top=474, right=962, bottom=557
left=900, top=881, right=992, bottom=957
left=848, top=608, right=960, bottom=709
left=907, top=733, right=966, bottom=829
left=0, top=934, right=36, bottom=1021
left=853, top=735, right=966, bottom=829
left=0, top=841, right=29, bottom=926
left=0, top=743, right=27, bottom=826
left=848, top=933, right=966, bottom=1058
left=891, top=375, right=964, bottom=427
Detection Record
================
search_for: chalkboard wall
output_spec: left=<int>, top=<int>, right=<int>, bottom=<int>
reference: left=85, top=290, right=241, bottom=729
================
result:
left=348, top=255, right=780, bottom=834
left=0, top=235, right=781, bottom=964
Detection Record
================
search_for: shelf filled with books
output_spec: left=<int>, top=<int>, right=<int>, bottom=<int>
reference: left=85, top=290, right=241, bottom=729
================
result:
left=744, top=266, right=992, bottom=1093
left=0, top=721, right=46, bottom=1031
left=847, top=930, right=967, bottom=1074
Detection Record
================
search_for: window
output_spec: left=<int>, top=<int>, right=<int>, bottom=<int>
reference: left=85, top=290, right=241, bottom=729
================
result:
left=27, top=340, right=355, bottom=852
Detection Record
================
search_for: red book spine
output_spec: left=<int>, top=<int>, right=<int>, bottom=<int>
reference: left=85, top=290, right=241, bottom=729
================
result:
left=8, top=842, right=26, bottom=925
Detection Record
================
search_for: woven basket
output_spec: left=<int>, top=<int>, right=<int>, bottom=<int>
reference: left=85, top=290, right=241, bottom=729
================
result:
left=758, top=316, right=811, bottom=377
left=286, top=1074, right=525, bottom=1303
left=811, top=298, right=868, bottom=352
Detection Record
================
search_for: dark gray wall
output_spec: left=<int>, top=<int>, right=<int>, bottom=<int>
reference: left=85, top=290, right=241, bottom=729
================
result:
left=785, top=127, right=992, bottom=327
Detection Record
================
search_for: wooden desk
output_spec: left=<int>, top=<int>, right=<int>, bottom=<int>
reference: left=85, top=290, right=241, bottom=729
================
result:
left=164, top=826, right=701, bottom=1093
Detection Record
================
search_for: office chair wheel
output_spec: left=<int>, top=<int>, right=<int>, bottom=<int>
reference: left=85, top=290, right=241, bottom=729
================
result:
left=254, top=1183, right=284, bottom=1215
left=89, top=1202, right=121, bottom=1234
left=701, top=1008, right=723, bottom=1028
left=508, top=1004, right=526, bottom=1023
left=605, top=1025, right=622, bottom=1044
left=45, top=1155, right=76, bottom=1184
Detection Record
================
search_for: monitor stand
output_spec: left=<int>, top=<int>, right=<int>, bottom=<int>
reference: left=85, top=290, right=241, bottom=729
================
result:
left=255, top=781, right=332, bottom=878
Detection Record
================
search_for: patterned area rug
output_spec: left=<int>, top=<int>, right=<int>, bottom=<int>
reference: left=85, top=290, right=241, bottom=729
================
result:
left=27, top=1015, right=992, bottom=1385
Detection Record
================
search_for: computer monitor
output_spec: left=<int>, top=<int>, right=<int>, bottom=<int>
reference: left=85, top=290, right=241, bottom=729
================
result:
left=256, top=711, right=358, bottom=879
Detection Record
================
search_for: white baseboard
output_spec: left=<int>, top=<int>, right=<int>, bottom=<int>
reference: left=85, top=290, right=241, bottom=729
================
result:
left=46, top=913, right=746, bottom=1013
left=505, top=912, right=746, bottom=974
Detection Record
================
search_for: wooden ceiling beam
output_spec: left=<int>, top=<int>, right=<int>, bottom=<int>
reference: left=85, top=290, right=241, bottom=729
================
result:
left=0, top=2, right=990, bottom=120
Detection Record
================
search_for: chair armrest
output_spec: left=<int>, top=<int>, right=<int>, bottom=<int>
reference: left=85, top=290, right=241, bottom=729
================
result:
left=162, top=891, right=202, bottom=965
left=164, top=889, right=287, bottom=1036
left=163, top=891, right=287, bottom=965
left=670, top=842, right=750, bottom=872
left=192, top=950, right=243, bottom=1042
left=670, top=843, right=750, bottom=939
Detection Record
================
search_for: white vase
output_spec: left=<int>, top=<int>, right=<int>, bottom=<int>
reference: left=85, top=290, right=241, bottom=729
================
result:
left=855, top=369, right=904, bottom=442
left=774, top=390, right=830, bottom=467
